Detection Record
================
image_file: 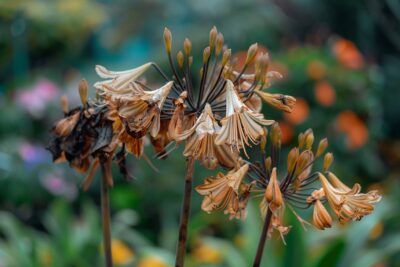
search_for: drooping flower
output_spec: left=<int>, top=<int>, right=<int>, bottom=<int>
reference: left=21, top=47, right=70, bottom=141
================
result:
left=94, top=63, right=152, bottom=96
left=318, top=172, right=381, bottom=223
left=195, top=164, right=249, bottom=219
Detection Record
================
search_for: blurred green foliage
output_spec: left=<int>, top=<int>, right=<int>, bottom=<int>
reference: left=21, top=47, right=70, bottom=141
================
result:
left=0, top=0, right=399, bottom=266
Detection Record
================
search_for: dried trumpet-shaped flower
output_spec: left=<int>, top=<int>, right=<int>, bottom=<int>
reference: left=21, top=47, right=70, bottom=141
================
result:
left=319, top=173, right=381, bottom=223
left=176, top=103, right=238, bottom=169
left=215, top=80, right=273, bottom=155
left=117, top=81, right=173, bottom=138
left=195, top=164, right=249, bottom=219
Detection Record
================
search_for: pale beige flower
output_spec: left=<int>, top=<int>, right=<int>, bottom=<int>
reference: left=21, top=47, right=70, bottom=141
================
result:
left=177, top=103, right=238, bottom=169
left=215, top=80, right=274, bottom=155
left=196, top=164, right=249, bottom=218
left=94, top=63, right=152, bottom=95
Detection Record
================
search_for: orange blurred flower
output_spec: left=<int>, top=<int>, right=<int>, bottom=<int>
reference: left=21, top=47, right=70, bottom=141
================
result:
left=283, top=98, right=309, bottom=125
left=336, top=111, right=368, bottom=150
left=314, top=81, right=336, bottom=107
left=307, top=60, right=327, bottom=80
left=332, top=38, right=365, bottom=69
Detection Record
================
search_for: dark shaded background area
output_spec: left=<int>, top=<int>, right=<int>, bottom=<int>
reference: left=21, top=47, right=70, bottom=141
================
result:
left=0, top=1, right=399, bottom=266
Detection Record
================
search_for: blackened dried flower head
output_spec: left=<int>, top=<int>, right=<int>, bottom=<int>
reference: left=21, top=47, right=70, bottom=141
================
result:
left=47, top=80, right=120, bottom=189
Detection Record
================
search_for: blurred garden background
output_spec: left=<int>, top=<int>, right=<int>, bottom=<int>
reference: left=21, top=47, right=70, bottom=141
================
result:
left=1, top=0, right=400, bottom=266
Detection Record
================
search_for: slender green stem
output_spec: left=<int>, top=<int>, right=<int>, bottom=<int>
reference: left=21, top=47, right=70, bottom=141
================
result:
left=100, top=163, right=113, bottom=267
left=175, top=157, right=195, bottom=267
left=253, top=208, right=273, bottom=267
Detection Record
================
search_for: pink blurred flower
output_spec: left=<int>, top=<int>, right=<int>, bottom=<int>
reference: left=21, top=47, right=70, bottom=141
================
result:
left=15, top=79, right=60, bottom=118
left=40, top=172, right=77, bottom=201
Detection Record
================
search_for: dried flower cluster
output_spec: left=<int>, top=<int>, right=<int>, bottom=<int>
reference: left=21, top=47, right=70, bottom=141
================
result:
left=48, top=26, right=381, bottom=261
left=196, top=125, right=381, bottom=242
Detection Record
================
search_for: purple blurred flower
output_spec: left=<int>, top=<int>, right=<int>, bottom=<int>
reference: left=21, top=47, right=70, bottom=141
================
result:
left=40, top=172, right=77, bottom=201
left=18, top=142, right=50, bottom=166
left=15, top=79, right=60, bottom=118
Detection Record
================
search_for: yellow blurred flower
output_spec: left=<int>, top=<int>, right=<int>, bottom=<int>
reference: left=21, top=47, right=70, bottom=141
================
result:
left=111, top=239, right=134, bottom=265
left=38, top=248, right=53, bottom=266
left=137, top=256, right=169, bottom=267
left=192, top=243, right=223, bottom=264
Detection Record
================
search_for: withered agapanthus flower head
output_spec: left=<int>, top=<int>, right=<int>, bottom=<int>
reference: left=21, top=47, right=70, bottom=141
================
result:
left=196, top=123, right=381, bottom=241
left=47, top=80, right=129, bottom=190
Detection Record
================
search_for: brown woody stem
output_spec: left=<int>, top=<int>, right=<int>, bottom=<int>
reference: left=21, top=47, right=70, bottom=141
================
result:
left=253, top=207, right=273, bottom=267
left=175, top=157, right=195, bottom=267
left=100, top=163, right=113, bottom=267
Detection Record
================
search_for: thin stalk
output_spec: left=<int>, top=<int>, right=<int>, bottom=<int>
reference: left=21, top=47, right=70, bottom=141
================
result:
left=175, top=157, right=195, bottom=267
left=100, top=163, right=113, bottom=267
left=253, top=207, right=273, bottom=267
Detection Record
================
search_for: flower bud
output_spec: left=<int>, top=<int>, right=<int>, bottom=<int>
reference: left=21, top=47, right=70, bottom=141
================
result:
left=264, top=157, right=272, bottom=174
left=295, top=150, right=312, bottom=175
left=215, top=33, right=224, bottom=56
left=270, top=123, right=282, bottom=147
left=203, top=46, right=211, bottom=64
left=245, top=43, right=258, bottom=65
left=184, top=38, right=192, bottom=56
left=60, top=95, right=68, bottom=114
left=260, top=128, right=268, bottom=151
left=323, top=152, right=334, bottom=171
left=177, top=51, right=184, bottom=68
left=221, top=48, right=231, bottom=66
left=265, top=167, right=282, bottom=209
left=287, top=147, right=299, bottom=173
left=298, top=132, right=305, bottom=149
left=188, top=56, right=193, bottom=66
left=209, top=26, right=217, bottom=50
left=316, top=138, right=328, bottom=157
left=305, top=130, right=314, bottom=150
left=79, top=79, right=88, bottom=106
left=163, top=27, right=172, bottom=54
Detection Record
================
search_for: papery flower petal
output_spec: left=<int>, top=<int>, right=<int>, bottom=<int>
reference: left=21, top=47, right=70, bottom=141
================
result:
left=215, top=80, right=273, bottom=155
left=196, top=164, right=249, bottom=217
left=313, top=199, right=332, bottom=230
left=94, top=63, right=152, bottom=91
